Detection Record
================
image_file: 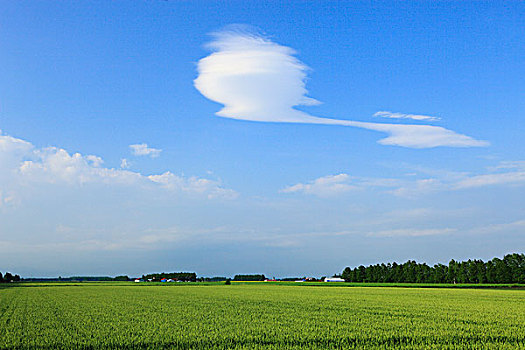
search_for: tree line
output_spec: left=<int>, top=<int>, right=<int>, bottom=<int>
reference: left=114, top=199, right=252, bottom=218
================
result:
left=341, top=253, right=525, bottom=284
left=233, top=274, right=266, bottom=281
left=141, top=272, right=197, bottom=282
left=0, top=272, right=21, bottom=283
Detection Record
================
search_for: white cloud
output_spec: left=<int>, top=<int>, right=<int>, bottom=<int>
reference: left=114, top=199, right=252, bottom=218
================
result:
left=0, top=190, right=16, bottom=207
left=454, top=171, right=525, bottom=189
left=353, top=122, right=487, bottom=148
left=0, top=131, right=33, bottom=169
left=283, top=160, right=525, bottom=199
left=368, top=228, right=456, bottom=237
left=148, top=172, right=238, bottom=199
left=85, top=155, right=104, bottom=167
left=194, top=29, right=487, bottom=148
left=374, top=111, right=440, bottom=122
left=490, top=161, right=525, bottom=171
left=282, top=172, right=422, bottom=198
left=19, top=147, right=143, bottom=185
left=0, top=132, right=33, bottom=153
left=129, top=143, right=162, bottom=158
left=393, top=161, right=525, bottom=196
left=474, top=220, right=525, bottom=234
left=120, top=158, right=130, bottom=169
left=281, top=174, right=356, bottom=197
left=0, top=131, right=236, bottom=200
left=390, top=178, right=445, bottom=198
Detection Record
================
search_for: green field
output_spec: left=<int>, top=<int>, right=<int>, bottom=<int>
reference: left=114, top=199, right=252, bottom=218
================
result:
left=1, top=282, right=525, bottom=349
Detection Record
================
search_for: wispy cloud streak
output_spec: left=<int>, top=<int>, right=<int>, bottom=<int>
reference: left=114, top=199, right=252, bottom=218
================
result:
left=129, top=143, right=162, bottom=158
left=281, top=174, right=356, bottom=197
left=282, top=160, right=525, bottom=198
left=374, top=111, right=440, bottom=122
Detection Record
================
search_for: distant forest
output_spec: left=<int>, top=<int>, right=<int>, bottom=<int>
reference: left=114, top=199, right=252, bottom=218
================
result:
left=233, top=274, right=266, bottom=281
left=0, top=272, right=21, bottom=283
left=341, top=253, right=525, bottom=284
left=5, top=254, right=525, bottom=284
left=141, top=272, right=197, bottom=282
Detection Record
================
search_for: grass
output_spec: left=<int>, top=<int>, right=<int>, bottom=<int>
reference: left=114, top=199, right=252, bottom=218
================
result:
left=232, top=281, right=525, bottom=289
left=1, top=282, right=524, bottom=349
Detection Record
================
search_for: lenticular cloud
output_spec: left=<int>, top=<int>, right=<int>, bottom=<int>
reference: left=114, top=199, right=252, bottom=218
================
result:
left=194, top=29, right=488, bottom=148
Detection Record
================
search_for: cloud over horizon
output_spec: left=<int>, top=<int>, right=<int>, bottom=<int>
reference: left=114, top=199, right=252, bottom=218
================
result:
left=284, top=162, right=525, bottom=198
left=0, top=130, right=237, bottom=204
left=194, top=29, right=488, bottom=149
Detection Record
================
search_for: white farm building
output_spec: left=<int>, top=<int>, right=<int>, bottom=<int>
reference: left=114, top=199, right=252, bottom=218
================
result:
left=324, top=277, right=345, bottom=282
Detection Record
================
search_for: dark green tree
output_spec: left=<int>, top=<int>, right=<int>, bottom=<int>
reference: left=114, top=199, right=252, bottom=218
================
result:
left=3, top=272, right=13, bottom=282
left=341, top=254, right=524, bottom=284
left=233, top=274, right=266, bottom=281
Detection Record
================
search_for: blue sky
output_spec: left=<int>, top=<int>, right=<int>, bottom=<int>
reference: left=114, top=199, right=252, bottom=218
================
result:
left=1, top=1, right=524, bottom=277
